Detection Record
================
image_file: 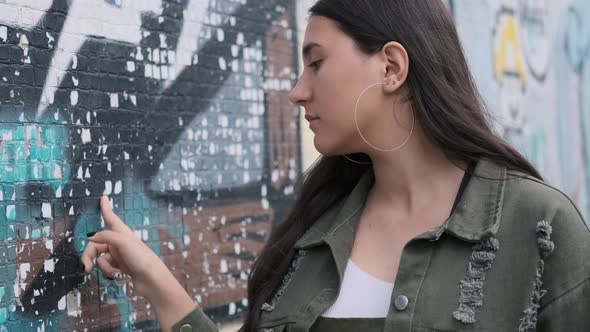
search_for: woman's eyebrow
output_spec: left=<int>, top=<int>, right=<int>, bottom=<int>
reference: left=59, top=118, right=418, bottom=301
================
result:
left=302, top=42, right=321, bottom=60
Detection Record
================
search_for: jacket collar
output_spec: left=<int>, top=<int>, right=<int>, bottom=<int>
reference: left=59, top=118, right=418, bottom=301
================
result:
left=294, top=157, right=507, bottom=250
left=442, top=158, right=507, bottom=242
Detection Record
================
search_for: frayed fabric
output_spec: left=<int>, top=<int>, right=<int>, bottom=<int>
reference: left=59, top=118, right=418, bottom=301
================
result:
left=453, top=237, right=500, bottom=324
left=261, top=250, right=307, bottom=312
left=518, top=220, right=555, bottom=332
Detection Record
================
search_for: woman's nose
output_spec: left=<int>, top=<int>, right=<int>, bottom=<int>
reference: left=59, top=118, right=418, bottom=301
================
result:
left=289, top=77, right=311, bottom=106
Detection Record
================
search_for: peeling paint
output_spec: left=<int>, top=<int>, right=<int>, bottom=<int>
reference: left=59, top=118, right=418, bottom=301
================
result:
left=0, top=1, right=300, bottom=330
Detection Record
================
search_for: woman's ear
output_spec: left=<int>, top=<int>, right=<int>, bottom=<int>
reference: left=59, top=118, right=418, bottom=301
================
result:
left=381, top=41, right=409, bottom=93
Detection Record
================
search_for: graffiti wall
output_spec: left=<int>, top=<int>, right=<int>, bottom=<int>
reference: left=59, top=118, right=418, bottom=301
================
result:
left=0, top=0, right=299, bottom=330
left=442, top=0, right=590, bottom=220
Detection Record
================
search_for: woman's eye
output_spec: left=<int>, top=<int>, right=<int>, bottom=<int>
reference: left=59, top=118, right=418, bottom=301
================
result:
left=307, top=60, right=322, bottom=71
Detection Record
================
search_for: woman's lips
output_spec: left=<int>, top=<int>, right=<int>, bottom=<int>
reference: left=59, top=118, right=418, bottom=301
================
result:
left=305, top=114, right=320, bottom=122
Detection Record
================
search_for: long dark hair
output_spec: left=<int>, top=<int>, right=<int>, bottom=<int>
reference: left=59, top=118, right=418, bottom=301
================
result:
left=240, top=0, right=541, bottom=330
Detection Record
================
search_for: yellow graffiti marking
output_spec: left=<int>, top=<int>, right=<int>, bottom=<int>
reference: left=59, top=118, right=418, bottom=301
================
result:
left=494, top=13, right=527, bottom=89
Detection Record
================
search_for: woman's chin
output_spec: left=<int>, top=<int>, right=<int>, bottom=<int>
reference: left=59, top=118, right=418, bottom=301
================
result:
left=313, top=139, right=352, bottom=157
left=313, top=137, right=335, bottom=156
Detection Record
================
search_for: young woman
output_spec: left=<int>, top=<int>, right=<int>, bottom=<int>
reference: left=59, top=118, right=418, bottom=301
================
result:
left=81, top=0, right=590, bottom=331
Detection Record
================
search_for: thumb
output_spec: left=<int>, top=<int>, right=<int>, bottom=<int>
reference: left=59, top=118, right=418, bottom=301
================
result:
left=87, top=230, right=124, bottom=247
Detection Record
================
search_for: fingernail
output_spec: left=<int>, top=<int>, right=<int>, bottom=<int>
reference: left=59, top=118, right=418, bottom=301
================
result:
left=86, top=231, right=96, bottom=237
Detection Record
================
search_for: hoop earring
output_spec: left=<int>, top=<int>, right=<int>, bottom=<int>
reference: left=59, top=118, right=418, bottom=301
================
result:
left=354, top=82, right=414, bottom=152
left=342, top=154, right=372, bottom=165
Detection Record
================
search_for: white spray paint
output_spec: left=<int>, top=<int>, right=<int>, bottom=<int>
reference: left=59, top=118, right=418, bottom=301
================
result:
left=81, top=128, right=91, bottom=144
left=160, top=0, right=209, bottom=90
left=34, top=0, right=163, bottom=118
left=19, top=263, right=30, bottom=279
left=0, top=25, right=7, bottom=42
left=58, top=295, right=66, bottom=310
left=70, top=91, right=78, bottom=106
left=44, top=258, right=56, bottom=273
left=33, top=0, right=213, bottom=118
left=41, top=202, right=52, bottom=219
left=104, top=180, right=113, bottom=195
left=109, top=93, right=119, bottom=108
left=66, top=290, right=81, bottom=317
left=114, top=180, right=122, bottom=194
left=44, top=239, right=54, bottom=254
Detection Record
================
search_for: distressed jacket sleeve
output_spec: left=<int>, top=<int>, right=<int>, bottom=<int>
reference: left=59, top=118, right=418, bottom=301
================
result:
left=171, top=307, right=219, bottom=332
left=536, top=196, right=590, bottom=331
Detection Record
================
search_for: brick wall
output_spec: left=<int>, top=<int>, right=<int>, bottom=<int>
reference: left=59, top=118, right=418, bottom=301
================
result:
left=0, top=0, right=299, bottom=330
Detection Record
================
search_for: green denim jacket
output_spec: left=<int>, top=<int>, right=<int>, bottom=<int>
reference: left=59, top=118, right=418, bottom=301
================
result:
left=173, top=158, right=590, bottom=331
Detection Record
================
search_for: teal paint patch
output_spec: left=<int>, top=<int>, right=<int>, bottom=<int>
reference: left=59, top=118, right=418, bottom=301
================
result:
left=0, top=125, right=68, bottom=182
left=103, top=277, right=134, bottom=331
left=0, top=124, right=71, bottom=329
left=0, top=125, right=69, bottom=242
left=31, top=229, right=41, bottom=239
left=0, top=287, right=6, bottom=325
left=74, top=179, right=164, bottom=257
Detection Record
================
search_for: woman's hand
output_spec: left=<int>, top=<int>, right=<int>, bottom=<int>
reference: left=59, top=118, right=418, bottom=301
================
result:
left=81, top=196, right=197, bottom=331
left=81, top=196, right=164, bottom=296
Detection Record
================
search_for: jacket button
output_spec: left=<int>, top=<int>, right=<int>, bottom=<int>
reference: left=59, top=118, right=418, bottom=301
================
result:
left=394, top=295, right=409, bottom=311
left=180, top=323, right=193, bottom=332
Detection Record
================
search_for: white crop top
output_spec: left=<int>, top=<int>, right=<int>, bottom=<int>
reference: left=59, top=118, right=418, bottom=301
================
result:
left=321, top=259, right=394, bottom=318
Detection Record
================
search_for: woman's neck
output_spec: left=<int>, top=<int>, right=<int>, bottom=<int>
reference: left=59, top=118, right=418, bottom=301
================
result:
left=365, top=127, right=467, bottom=217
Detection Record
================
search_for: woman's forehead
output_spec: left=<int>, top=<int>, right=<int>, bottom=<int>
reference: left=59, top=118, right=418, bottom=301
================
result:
left=303, top=16, right=350, bottom=52
left=304, top=16, right=341, bottom=40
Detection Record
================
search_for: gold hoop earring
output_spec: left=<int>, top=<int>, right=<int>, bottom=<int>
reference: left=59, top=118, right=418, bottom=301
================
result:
left=354, top=82, right=414, bottom=152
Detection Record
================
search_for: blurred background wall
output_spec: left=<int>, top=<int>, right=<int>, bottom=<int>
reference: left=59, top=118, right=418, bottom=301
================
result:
left=445, top=0, right=590, bottom=220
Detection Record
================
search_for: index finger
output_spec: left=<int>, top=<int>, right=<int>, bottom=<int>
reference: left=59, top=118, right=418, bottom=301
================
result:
left=100, top=196, right=131, bottom=233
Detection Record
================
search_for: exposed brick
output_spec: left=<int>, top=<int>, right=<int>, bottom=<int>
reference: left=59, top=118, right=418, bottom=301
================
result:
left=0, top=0, right=299, bottom=330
